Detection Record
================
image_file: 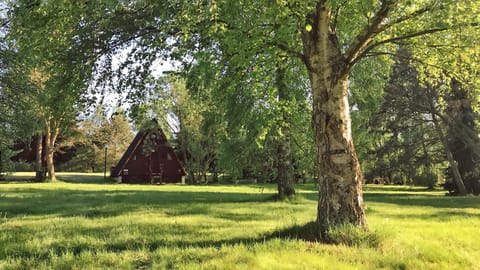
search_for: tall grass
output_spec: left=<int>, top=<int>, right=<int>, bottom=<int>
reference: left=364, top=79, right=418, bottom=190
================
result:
left=0, top=173, right=479, bottom=269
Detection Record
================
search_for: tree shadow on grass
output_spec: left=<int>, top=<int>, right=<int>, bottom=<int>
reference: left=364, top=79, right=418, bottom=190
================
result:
left=364, top=192, right=480, bottom=209
left=0, top=177, right=37, bottom=184
left=3, top=182, right=478, bottom=262
left=364, top=188, right=480, bottom=221
left=0, top=187, right=275, bottom=219
left=0, top=181, right=462, bottom=267
left=375, top=209, right=479, bottom=222
left=0, top=174, right=107, bottom=184
left=2, top=232, right=271, bottom=261
left=1, top=218, right=330, bottom=261
left=363, top=185, right=436, bottom=193
left=56, top=174, right=110, bottom=184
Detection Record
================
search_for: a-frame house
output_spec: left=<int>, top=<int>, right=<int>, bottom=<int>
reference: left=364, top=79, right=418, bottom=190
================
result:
left=110, top=124, right=185, bottom=184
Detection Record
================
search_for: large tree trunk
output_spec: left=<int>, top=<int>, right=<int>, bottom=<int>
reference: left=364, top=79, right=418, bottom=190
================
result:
left=275, top=63, right=295, bottom=198
left=44, top=119, right=59, bottom=181
left=34, top=134, right=44, bottom=181
left=302, top=5, right=366, bottom=233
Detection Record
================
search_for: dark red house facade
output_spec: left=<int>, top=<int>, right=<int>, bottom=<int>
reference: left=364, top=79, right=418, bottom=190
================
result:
left=110, top=127, right=185, bottom=184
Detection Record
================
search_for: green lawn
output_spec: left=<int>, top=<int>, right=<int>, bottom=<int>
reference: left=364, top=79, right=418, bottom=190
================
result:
left=1, top=173, right=479, bottom=269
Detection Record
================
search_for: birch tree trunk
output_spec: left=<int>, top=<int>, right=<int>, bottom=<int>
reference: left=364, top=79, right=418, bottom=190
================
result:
left=302, top=5, right=366, bottom=233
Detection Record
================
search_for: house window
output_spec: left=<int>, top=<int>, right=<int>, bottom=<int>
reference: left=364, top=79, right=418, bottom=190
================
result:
left=167, top=153, right=172, bottom=160
left=122, top=169, right=129, bottom=175
left=133, top=155, right=137, bottom=160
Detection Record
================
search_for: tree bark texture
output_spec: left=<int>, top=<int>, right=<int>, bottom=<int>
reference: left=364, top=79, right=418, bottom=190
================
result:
left=45, top=119, right=59, bottom=181
left=275, top=63, right=296, bottom=198
left=34, top=134, right=44, bottom=181
left=302, top=5, right=366, bottom=233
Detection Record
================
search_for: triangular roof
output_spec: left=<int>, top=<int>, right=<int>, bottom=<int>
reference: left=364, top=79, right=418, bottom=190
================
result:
left=110, top=125, right=185, bottom=177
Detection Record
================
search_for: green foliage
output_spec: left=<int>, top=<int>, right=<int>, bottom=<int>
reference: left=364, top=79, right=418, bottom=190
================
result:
left=0, top=149, right=19, bottom=176
left=350, top=55, right=394, bottom=175
left=358, top=49, right=430, bottom=183
left=7, top=0, right=94, bottom=110
left=357, top=47, right=479, bottom=192
left=58, top=108, right=134, bottom=172
left=413, top=169, right=438, bottom=189
left=0, top=46, right=44, bottom=141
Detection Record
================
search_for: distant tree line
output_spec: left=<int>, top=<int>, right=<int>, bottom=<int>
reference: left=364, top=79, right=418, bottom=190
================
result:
left=352, top=49, right=480, bottom=195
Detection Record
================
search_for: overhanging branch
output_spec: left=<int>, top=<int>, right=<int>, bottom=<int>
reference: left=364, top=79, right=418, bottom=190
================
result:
left=354, top=20, right=479, bottom=65
left=353, top=27, right=450, bottom=65
left=344, top=0, right=396, bottom=70
left=379, top=4, right=435, bottom=31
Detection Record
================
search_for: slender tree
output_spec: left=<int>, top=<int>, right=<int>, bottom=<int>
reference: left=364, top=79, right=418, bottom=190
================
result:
left=6, top=1, right=95, bottom=180
left=445, top=80, right=480, bottom=195
left=274, top=62, right=296, bottom=197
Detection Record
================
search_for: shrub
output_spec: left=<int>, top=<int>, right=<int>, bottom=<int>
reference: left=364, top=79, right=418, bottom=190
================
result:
left=413, top=171, right=437, bottom=189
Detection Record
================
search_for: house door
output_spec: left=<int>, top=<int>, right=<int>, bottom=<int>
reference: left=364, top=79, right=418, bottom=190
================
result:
left=151, top=152, right=164, bottom=183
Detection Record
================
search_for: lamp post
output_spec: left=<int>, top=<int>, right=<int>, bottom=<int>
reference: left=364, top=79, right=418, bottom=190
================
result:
left=104, top=146, right=108, bottom=180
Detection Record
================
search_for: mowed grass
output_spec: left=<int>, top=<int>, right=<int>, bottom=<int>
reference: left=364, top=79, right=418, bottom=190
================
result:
left=1, top=173, right=479, bottom=269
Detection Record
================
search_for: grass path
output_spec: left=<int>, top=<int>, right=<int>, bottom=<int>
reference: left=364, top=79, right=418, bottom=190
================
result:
left=1, top=173, right=479, bottom=269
